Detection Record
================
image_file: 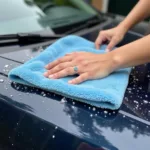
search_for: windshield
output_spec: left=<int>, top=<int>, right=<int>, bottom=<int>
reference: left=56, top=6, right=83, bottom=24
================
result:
left=0, top=0, right=99, bottom=35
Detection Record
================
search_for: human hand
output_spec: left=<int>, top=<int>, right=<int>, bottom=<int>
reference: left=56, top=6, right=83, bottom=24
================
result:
left=44, top=52, right=118, bottom=84
left=95, top=26, right=127, bottom=52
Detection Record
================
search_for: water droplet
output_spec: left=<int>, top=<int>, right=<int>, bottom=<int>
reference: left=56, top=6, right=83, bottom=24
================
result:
left=104, top=110, right=108, bottom=114
left=123, top=115, right=125, bottom=118
left=95, top=114, right=97, bottom=116
left=88, top=107, right=91, bottom=110
left=134, top=100, right=139, bottom=104
left=60, top=97, right=66, bottom=103
left=124, top=97, right=128, bottom=101
left=16, top=86, right=20, bottom=90
left=143, top=100, right=148, bottom=104
left=0, top=79, right=4, bottom=83
left=72, top=101, right=75, bottom=105
left=52, top=135, right=55, bottom=139
left=38, top=46, right=44, bottom=52
left=10, top=95, right=13, bottom=97
left=72, top=106, right=75, bottom=109
left=8, top=136, right=11, bottom=139
left=41, top=128, right=43, bottom=131
left=55, top=126, right=58, bottom=129
left=139, top=87, right=142, bottom=90
left=145, top=95, right=148, bottom=98
left=25, top=86, right=28, bottom=90
left=12, top=143, right=14, bottom=146
left=92, top=107, right=96, bottom=111
left=41, top=91, right=45, bottom=95
left=4, top=64, right=9, bottom=68
left=135, top=105, right=139, bottom=109
left=90, top=114, right=93, bottom=117
left=42, top=94, right=46, bottom=97
left=148, top=110, right=150, bottom=116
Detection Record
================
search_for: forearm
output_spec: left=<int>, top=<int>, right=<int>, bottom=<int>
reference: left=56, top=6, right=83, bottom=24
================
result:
left=112, top=35, right=150, bottom=68
left=118, top=0, right=150, bottom=32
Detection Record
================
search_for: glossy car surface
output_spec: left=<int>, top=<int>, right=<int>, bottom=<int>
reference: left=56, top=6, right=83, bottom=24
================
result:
left=0, top=1, right=150, bottom=150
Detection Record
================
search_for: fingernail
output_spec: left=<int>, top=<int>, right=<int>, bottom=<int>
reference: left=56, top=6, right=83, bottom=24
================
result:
left=43, top=72, right=48, bottom=77
left=49, top=75, right=54, bottom=78
left=68, top=80, right=73, bottom=84
left=106, top=49, right=110, bottom=52
left=45, top=65, right=48, bottom=69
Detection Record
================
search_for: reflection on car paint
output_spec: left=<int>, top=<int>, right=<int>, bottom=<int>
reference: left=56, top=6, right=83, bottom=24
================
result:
left=0, top=30, right=150, bottom=149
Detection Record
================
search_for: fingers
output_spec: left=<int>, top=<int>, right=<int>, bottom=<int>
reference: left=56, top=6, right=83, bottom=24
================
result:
left=106, top=37, right=119, bottom=52
left=69, top=73, right=89, bottom=84
left=45, top=66, right=90, bottom=85
left=44, top=62, right=72, bottom=77
left=95, top=37, right=103, bottom=50
left=95, top=32, right=107, bottom=50
left=45, top=55, right=72, bottom=70
left=48, top=67, right=75, bottom=79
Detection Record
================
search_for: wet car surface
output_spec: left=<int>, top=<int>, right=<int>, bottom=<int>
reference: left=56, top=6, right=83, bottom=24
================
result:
left=0, top=22, right=150, bottom=150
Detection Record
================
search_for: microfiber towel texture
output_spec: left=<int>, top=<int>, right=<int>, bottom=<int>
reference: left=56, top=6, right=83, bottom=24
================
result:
left=9, top=35, right=131, bottom=110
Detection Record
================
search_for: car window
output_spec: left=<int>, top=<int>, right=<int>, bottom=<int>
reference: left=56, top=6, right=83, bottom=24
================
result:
left=0, top=0, right=99, bottom=34
left=0, top=0, right=45, bottom=21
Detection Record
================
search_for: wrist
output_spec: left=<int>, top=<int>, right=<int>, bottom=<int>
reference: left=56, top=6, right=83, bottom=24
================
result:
left=117, top=23, right=129, bottom=35
left=109, top=50, right=124, bottom=70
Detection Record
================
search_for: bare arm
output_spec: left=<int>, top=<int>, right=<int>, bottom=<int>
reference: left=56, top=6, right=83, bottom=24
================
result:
left=118, top=0, right=150, bottom=32
left=95, top=0, right=150, bottom=51
left=112, top=34, right=150, bottom=69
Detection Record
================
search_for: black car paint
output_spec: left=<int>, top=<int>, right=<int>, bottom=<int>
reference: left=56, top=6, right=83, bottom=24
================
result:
left=0, top=20, right=150, bottom=150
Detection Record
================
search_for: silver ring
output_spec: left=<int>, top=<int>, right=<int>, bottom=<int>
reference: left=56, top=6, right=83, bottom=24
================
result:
left=74, top=66, right=78, bottom=73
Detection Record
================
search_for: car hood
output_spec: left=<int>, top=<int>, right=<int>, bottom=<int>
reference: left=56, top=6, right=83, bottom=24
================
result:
left=0, top=25, right=150, bottom=150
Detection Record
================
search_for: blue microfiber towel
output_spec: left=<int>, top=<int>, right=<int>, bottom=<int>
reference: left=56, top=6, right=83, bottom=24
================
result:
left=9, top=35, right=131, bottom=110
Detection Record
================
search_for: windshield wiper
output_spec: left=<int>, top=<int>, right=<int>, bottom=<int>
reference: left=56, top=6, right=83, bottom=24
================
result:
left=0, top=33, right=64, bottom=46
left=0, top=16, right=105, bottom=47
